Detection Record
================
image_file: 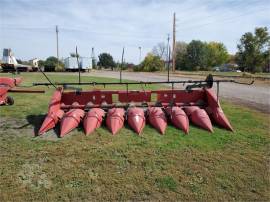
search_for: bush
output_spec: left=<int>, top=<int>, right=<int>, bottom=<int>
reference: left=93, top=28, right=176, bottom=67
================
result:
left=137, top=53, right=164, bottom=72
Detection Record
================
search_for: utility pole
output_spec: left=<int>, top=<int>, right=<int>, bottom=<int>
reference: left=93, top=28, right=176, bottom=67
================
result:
left=120, top=47, right=125, bottom=83
left=172, top=12, right=176, bottom=72
left=56, top=25, right=59, bottom=70
left=138, top=46, right=142, bottom=64
left=166, top=34, right=170, bottom=82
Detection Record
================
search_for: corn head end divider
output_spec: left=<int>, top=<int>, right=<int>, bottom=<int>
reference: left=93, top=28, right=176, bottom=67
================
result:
left=33, top=74, right=253, bottom=137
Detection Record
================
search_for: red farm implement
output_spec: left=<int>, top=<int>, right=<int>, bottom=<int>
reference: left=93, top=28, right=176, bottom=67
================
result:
left=33, top=74, right=253, bottom=137
left=0, top=77, right=44, bottom=105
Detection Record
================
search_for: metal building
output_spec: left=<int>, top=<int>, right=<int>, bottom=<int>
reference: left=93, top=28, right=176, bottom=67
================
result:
left=64, top=57, right=92, bottom=71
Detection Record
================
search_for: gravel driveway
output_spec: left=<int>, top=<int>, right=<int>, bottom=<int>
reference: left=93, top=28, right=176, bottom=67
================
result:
left=85, top=70, right=270, bottom=113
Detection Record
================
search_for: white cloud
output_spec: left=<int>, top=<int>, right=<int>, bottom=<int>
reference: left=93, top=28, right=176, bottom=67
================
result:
left=0, top=0, right=269, bottom=63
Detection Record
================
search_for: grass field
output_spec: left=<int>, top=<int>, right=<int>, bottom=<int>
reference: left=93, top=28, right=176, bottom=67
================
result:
left=0, top=72, right=269, bottom=201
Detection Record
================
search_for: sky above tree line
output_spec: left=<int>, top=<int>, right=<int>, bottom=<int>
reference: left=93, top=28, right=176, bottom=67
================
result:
left=0, top=0, right=269, bottom=64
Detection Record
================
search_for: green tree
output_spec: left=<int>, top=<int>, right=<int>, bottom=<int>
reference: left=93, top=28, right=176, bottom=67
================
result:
left=38, top=60, right=45, bottom=67
left=97, top=53, right=116, bottom=70
left=44, top=56, right=64, bottom=71
left=175, top=41, right=188, bottom=70
left=44, top=56, right=58, bottom=66
left=206, top=42, right=229, bottom=68
left=139, top=53, right=163, bottom=72
left=236, top=27, right=270, bottom=73
left=185, top=40, right=208, bottom=70
left=227, top=54, right=236, bottom=64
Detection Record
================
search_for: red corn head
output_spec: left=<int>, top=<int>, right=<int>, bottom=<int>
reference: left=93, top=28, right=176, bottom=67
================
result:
left=148, top=107, right=167, bottom=134
left=14, top=77, right=22, bottom=86
left=39, top=110, right=64, bottom=135
left=106, top=108, right=125, bottom=135
left=48, top=88, right=63, bottom=113
left=127, top=107, right=145, bottom=135
left=0, top=77, right=22, bottom=87
left=83, top=108, right=105, bottom=135
left=165, top=106, right=189, bottom=134
left=207, top=107, right=233, bottom=131
left=60, top=108, right=85, bottom=137
left=205, top=89, right=233, bottom=131
left=0, top=86, right=9, bottom=105
left=184, top=106, right=213, bottom=132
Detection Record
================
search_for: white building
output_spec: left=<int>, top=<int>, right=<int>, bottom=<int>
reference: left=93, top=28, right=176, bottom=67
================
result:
left=2, top=48, right=18, bottom=65
left=29, top=58, right=39, bottom=67
left=64, top=57, right=92, bottom=71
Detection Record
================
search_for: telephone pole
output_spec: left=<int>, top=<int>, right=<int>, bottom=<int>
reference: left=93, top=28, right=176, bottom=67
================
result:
left=172, top=12, right=176, bottom=72
left=166, top=34, right=170, bottom=81
left=120, top=47, right=125, bottom=83
left=138, top=46, right=142, bottom=64
left=56, top=25, right=59, bottom=70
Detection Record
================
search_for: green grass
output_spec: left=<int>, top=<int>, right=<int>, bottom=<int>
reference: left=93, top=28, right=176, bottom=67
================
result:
left=0, top=72, right=269, bottom=201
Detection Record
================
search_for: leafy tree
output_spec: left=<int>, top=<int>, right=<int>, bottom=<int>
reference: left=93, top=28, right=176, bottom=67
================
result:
left=152, top=42, right=167, bottom=60
left=44, top=56, right=64, bottom=71
left=263, top=49, right=270, bottom=72
left=206, top=42, right=229, bottom=67
left=175, top=41, right=188, bottom=70
left=185, top=40, right=208, bottom=70
left=227, top=54, right=236, bottom=64
left=236, top=27, right=270, bottom=72
left=97, top=53, right=116, bottom=70
left=44, top=56, right=58, bottom=66
left=38, top=60, right=45, bottom=67
left=139, top=53, right=163, bottom=72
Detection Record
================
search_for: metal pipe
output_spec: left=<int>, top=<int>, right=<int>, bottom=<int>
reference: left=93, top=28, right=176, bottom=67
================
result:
left=33, top=79, right=232, bottom=86
left=8, top=89, right=45, bottom=93
left=60, top=102, right=205, bottom=110
left=33, top=76, right=254, bottom=87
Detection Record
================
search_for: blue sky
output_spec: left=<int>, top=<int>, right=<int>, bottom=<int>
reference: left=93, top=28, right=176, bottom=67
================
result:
left=0, top=0, right=269, bottom=63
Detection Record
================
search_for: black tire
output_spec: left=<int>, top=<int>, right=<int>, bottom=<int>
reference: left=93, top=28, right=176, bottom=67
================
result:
left=6, top=96, right=14, bottom=105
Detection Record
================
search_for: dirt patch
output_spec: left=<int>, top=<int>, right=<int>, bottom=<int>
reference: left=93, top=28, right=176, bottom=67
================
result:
left=0, top=117, right=33, bottom=137
left=0, top=117, right=61, bottom=141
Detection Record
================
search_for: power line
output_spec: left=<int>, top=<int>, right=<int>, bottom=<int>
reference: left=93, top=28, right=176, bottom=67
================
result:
left=1, top=24, right=167, bottom=41
left=176, top=0, right=262, bottom=27
left=177, top=7, right=269, bottom=32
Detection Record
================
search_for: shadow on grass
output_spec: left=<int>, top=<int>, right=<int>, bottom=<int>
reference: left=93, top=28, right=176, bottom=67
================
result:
left=26, top=114, right=46, bottom=136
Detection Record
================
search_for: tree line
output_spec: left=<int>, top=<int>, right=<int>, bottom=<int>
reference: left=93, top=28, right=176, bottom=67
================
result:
left=35, top=27, right=269, bottom=73
left=139, top=27, right=269, bottom=73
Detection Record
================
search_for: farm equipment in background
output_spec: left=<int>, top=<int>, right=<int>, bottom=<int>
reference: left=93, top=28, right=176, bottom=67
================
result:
left=0, top=77, right=44, bottom=105
left=33, top=74, right=253, bottom=137
left=1, top=49, right=37, bottom=72
left=0, top=77, right=22, bottom=105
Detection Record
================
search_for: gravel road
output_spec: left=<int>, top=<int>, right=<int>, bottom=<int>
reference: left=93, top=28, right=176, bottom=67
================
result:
left=83, top=70, right=270, bottom=113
